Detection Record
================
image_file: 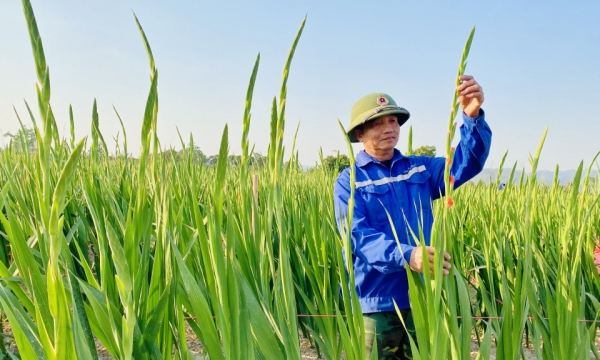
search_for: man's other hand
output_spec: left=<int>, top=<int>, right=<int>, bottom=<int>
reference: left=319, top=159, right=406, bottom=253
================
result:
left=409, top=246, right=452, bottom=276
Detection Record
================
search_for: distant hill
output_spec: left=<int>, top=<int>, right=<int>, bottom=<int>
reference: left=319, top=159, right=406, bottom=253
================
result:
left=471, top=168, right=599, bottom=185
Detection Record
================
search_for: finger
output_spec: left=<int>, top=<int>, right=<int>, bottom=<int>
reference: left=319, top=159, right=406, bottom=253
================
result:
left=443, top=252, right=451, bottom=260
left=443, top=269, right=450, bottom=276
left=464, top=91, right=484, bottom=99
left=458, top=83, right=479, bottom=95
left=458, top=75, right=475, bottom=83
left=427, top=253, right=435, bottom=263
left=443, top=261, right=452, bottom=270
left=456, top=79, right=477, bottom=92
left=459, top=84, right=482, bottom=96
left=458, top=92, right=484, bottom=104
left=458, top=76, right=476, bottom=83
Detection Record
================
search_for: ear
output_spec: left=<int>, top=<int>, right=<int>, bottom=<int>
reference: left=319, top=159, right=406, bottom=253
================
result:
left=354, top=128, right=363, bottom=142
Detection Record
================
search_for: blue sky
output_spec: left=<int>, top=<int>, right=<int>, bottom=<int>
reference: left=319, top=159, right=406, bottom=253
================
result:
left=1, top=0, right=599, bottom=171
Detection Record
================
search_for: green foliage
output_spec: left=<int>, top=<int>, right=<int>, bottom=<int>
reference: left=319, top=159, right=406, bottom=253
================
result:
left=159, top=148, right=270, bottom=167
left=162, top=146, right=205, bottom=163
left=4, top=126, right=36, bottom=153
left=406, top=125, right=413, bottom=155
left=413, top=145, right=436, bottom=157
left=321, top=153, right=351, bottom=173
left=0, top=4, right=598, bottom=360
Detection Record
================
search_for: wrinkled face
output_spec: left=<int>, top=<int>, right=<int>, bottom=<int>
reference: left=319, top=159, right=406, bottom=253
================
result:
left=354, top=115, right=400, bottom=153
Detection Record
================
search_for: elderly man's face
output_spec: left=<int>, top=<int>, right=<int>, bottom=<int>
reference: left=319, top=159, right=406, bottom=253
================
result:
left=355, top=115, right=400, bottom=155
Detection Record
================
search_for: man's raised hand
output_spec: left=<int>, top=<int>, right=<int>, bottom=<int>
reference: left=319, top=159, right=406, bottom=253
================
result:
left=457, top=75, right=484, bottom=118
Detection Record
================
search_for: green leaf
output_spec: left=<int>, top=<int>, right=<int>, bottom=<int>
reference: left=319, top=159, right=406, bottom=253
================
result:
left=239, top=274, right=285, bottom=360
left=0, top=286, right=45, bottom=359
left=172, top=243, right=224, bottom=360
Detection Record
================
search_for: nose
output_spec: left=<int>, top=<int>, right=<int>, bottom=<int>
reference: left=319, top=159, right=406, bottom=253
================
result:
left=383, top=122, right=395, bottom=133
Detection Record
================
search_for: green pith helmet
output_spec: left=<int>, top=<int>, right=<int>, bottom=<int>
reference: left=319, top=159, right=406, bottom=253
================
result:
left=347, top=93, right=410, bottom=143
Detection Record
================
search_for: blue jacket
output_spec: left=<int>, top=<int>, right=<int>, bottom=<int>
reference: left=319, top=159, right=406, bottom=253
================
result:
left=333, top=110, right=492, bottom=313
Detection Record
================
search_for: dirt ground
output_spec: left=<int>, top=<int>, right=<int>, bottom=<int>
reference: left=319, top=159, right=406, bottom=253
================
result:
left=2, top=321, right=598, bottom=359
left=95, top=326, right=599, bottom=360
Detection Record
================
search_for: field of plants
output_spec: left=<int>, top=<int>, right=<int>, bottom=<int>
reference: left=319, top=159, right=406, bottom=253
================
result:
left=1, top=1, right=599, bottom=359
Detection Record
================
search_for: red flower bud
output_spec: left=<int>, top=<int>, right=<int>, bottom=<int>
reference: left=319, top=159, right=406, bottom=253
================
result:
left=449, top=175, right=455, bottom=186
left=447, top=197, right=454, bottom=208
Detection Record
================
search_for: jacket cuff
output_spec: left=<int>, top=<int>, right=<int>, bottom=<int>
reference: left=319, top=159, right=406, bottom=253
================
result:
left=462, top=108, right=485, bottom=130
left=401, top=245, right=415, bottom=269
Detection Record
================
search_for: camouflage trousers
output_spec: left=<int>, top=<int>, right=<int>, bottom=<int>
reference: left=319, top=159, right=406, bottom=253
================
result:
left=364, top=310, right=417, bottom=360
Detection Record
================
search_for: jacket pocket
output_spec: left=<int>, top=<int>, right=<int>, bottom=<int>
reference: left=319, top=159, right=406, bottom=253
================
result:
left=404, top=169, right=433, bottom=212
left=403, top=169, right=434, bottom=243
left=358, top=184, right=393, bottom=226
left=404, top=169, right=431, bottom=185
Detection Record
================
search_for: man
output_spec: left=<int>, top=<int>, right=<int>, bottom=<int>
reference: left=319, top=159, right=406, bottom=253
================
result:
left=333, top=75, right=491, bottom=359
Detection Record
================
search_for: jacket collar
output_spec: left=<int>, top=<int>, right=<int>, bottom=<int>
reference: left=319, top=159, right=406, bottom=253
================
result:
left=356, top=148, right=404, bottom=168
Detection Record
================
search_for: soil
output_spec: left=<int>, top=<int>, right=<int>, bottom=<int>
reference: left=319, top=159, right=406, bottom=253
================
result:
left=95, top=326, right=600, bottom=360
left=2, top=321, right=598, bottom=359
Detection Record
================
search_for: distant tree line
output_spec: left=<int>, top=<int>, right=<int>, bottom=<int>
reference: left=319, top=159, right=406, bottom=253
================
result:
left=3, top=127, right=36, bottom=153
left=318, top=145, right=437, bottom=174
left=4, top=126, right=437, bottom=170
left=161, top=147, right=268, bottom=167
left=413, top=145, right=436, bottom=157
left=3, top=126, right=271, bottom=166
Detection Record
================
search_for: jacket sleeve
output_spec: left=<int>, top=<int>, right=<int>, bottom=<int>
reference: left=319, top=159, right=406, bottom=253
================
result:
left=426, top=109, right=492, bottom=199
left=334, top=169, right=414, bottom=273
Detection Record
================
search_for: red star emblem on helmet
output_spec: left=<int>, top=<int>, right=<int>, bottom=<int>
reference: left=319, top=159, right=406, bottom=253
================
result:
left=377, top=96, right=389, bottom=105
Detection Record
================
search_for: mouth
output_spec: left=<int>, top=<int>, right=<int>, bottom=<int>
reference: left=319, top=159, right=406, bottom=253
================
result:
left=382, top=136, right=396, bottom=141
